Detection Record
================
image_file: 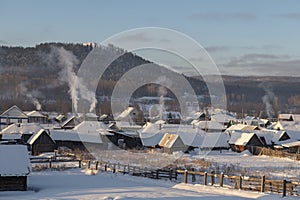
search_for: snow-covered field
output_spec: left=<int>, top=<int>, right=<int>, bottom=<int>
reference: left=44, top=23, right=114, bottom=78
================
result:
left=0, top=168, right=295, bottom=200
left=89, top=149, right=300, bottom=180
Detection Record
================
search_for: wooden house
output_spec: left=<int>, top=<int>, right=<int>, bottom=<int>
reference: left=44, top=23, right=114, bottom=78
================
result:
left=158, top=133, right=186, bottom=154
left=228, top=131, right=264, bottom=153
left=0, top=145, right=31, bottom=191
left=0, top=105, right=28, bottom=130
left=27, top=129, right=56, bottom=156
left=26, top=110, right=47, bottom=124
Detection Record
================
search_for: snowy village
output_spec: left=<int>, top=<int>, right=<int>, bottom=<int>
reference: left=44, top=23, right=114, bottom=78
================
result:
left=1, top=1, right=300, bottom=199
left=0, top=101, right=300, bottom=198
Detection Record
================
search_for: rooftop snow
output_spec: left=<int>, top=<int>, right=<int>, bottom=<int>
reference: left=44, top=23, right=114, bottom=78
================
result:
left=0, top=145, right=31, bottom=176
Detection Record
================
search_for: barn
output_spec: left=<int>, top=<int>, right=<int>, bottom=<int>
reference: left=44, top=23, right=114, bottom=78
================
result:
left=0, top=145, right=31, bottom=191
left=27, top=129, right=56, bottom=156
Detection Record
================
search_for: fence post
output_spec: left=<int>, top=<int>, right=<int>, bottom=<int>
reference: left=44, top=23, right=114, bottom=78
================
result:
left=104, top=164, right=107, bottom=172
left=184, top=170, right=188, bottom=184
left=211, top=171, right=215, bottom=185
left=220, top=173, right=224, bottom=187
left=156, top=170, right=159, bottom=179
left=49, top=158, right=52, bottom=168
left=282, top=179, right=287, bottom=197
left=169, top=168, right=173, bottom=181
left=95, top=161, right=99, bottom=170
left=123, top=165, right=126, bottom=175
left=192, top=168, right=196, bottom=183
left=88, top=161, right=91, bottom=169
left=260, top=175, right=265, bottom=193
left=113, top=164, right=116, bottom=173
left=78, top=160, right=82, bottom=168
left=238, top=176, right=242, bottom=190
left=204, top=172, right=207, bottom=185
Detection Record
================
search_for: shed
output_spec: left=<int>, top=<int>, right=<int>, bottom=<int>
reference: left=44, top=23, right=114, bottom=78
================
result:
left=27, top=129, right=56, bottom=156
left=228, top=132, right=264, bottom=153
left=158, top=133, right=186, bottom=154
left=0, top=145, right=31, bottom=191
left=281, top=141, right=300, bottom=153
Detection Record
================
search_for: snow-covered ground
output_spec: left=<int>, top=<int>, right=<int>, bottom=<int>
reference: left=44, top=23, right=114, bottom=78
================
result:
left=89, top=149, right=300, bottom=180
left=0, top=168, right=295, bottom=200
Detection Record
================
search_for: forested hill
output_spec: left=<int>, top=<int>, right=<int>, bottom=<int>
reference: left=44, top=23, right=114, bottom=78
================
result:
left=0, top=43, right=300, bottom=116
left=0, top=43, right=207, bottom=113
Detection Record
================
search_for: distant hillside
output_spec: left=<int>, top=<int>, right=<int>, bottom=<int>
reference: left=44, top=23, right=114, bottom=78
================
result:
left=0, top=43, right=299, bottom=117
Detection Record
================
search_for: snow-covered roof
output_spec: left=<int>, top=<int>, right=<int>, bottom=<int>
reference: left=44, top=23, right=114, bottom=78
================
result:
left=0, top=145, right=31, bottom=176
left=50, top=129, right=103, bottom=144
left=228, top=132, right=255, bottom=146
left=0, top=123, right=44, bottom=135
left=278, top=113, right=293, bottom=121
left=226, top=124, right=259, bottom=132
left=115, top=107, right=135, bottom=120
left=273, top=121, right=300, bottom=131
left=201, top=132, right=230, bottom=148
left=0, top=105, right=28, bottom=118
left=271, top=130, right=289, bottom=143
left=210, top=112, right=236, bottom=123
left=281, top=141, right=300, bottom=148
left=73, top=121, right=109, bottom=134
left=138, top=123, right=164, bottom=146
left=27, top=129, right=55, bottom=145
left=26, top=110, right=46, bottom=118
left=195, top=121, right=225, bottom=130
left=1, top=133, right=22, bottom=140
left=284, top=130, right=300, bottom=141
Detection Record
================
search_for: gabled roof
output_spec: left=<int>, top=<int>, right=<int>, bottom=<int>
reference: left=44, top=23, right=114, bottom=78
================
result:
left=0, top=145, right=31, bottom=176
left=281, top=141, right=300, bottom=148
left=27, top=129, right=55, bottom=145
left=195, top=121, right=225, bottom=130
left=0, top=123, right=44, bottom=135
left=272, top=130, right=289, bottom=143
left=210, top=112, right=236, bottom=123
left=226, top=124, right=259, bottom=132
left=273, top=121, right=300, bottom=131
left=278, top=114, right=294, bottom=121
left=228, top=132, right=255, bottom=146
left=201, top=132, right=230, bottom=148
left=0, top=105, right=28, bottom=118
left=26, top=110, right=46, bottom=118
left=73, top=121, right=111, bottom=135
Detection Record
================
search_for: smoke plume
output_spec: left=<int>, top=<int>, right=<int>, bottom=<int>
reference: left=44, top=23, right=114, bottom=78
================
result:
left=260, top=83, right=275, bottom=118
left=19, top=83, right=42, bottom=110
left=158, top=86, right=167, bottom=120
left=51, top=47, right=97, bottom=113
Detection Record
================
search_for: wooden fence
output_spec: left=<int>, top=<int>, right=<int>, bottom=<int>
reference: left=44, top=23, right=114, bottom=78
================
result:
left=176, top=169, right=299, bottom=197
left=30, top=158, right=299, bottom=197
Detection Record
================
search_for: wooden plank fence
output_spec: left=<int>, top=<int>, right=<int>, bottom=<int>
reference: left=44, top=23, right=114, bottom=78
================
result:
left=30, top=158, right=299, bottom=197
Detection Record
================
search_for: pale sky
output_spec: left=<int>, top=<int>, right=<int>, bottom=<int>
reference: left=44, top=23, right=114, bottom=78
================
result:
left=0, top=0, right=300, bottom=76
